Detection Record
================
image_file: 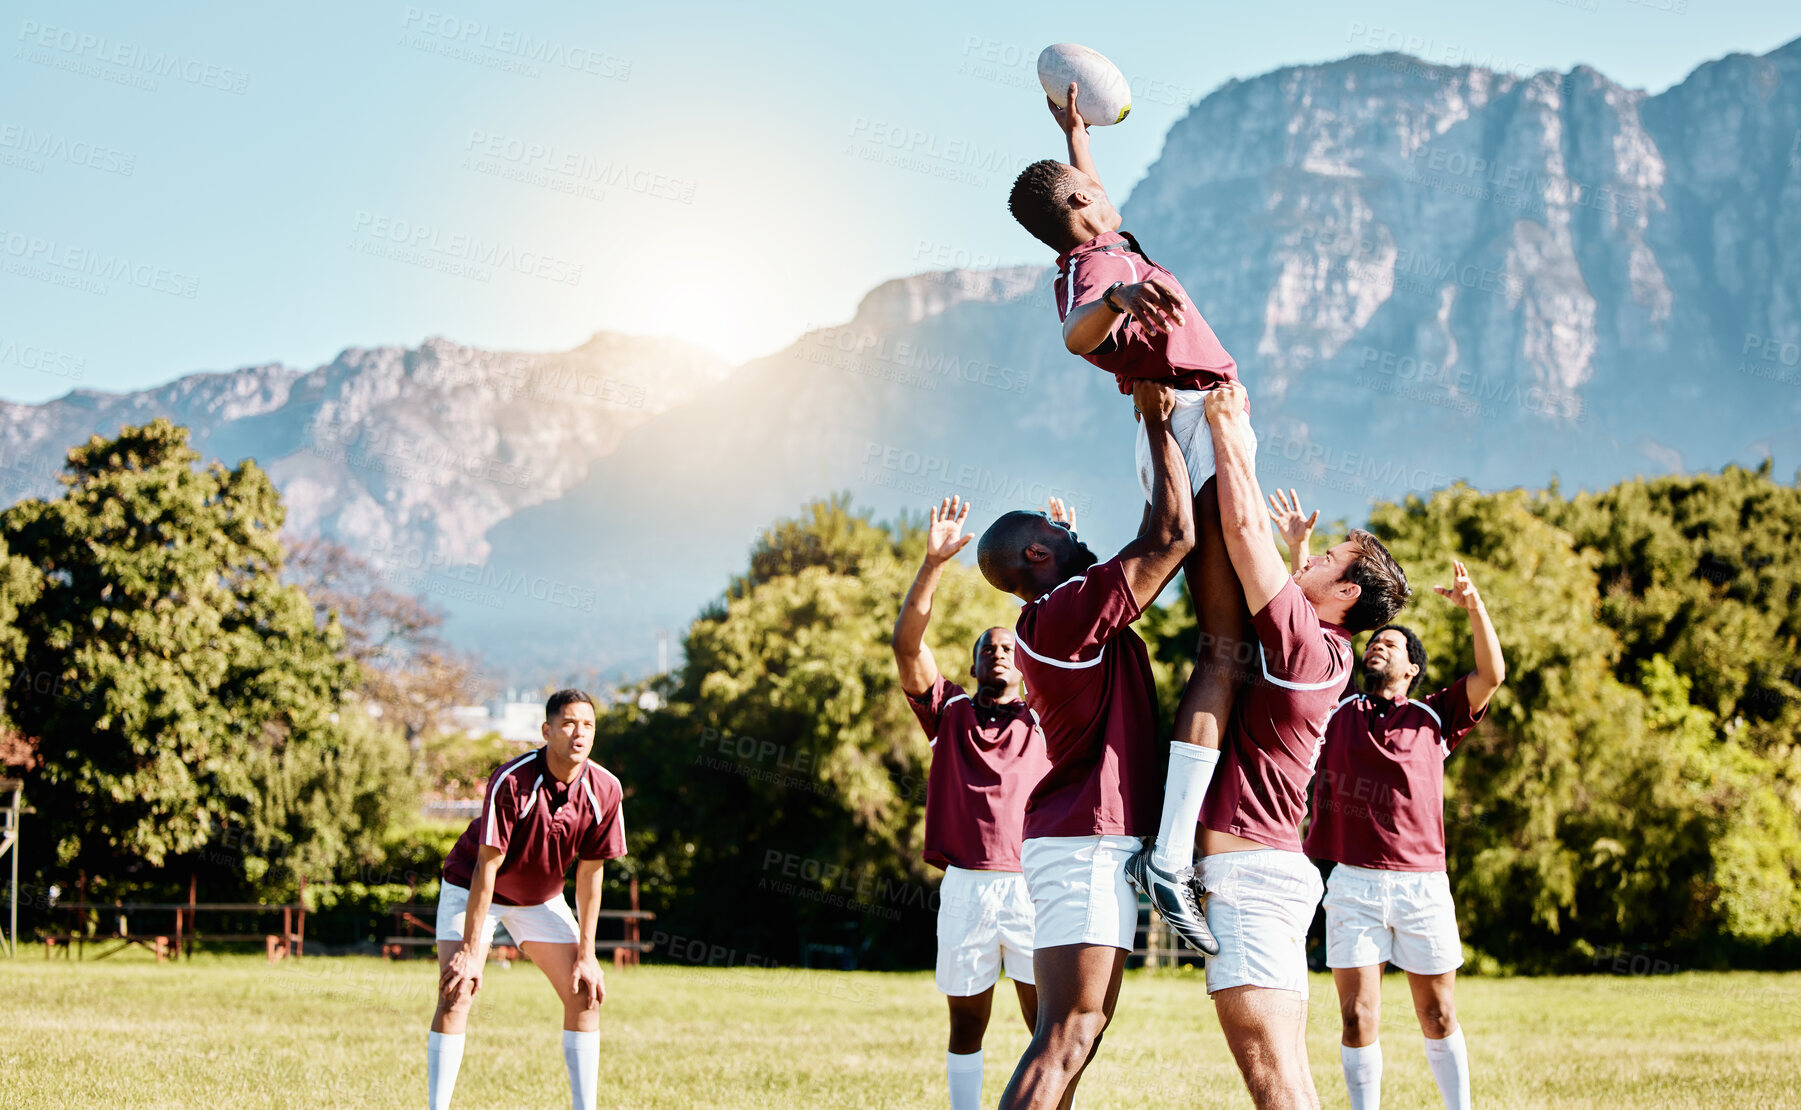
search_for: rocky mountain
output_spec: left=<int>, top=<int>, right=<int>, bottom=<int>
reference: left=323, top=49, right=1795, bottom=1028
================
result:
left=0, top=334, right=732, bottom=565
left=3, top=39, right=1798, bottom=679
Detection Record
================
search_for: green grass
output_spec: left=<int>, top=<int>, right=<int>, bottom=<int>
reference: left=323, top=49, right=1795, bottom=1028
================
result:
left=4, top=954, right=1800, bottom=1108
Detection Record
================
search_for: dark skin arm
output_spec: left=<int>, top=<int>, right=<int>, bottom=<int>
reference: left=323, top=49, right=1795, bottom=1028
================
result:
left=1115, top=379, right=1195, bottom=609
left=891, top=497, right=970, bottom=697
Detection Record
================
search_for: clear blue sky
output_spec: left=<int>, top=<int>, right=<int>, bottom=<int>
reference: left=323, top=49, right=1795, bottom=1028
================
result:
left=3, top=0, right=1795, bottom=404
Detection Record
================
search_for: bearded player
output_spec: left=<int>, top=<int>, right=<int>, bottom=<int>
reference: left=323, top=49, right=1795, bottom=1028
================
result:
left=1196, top=383, right=1410, bottom=1109
left=893, top=495, right=1053, bottom=1110
left=428, top=689, right=626, bottom=1110
left=976, top=379, right=1194, bottom=1110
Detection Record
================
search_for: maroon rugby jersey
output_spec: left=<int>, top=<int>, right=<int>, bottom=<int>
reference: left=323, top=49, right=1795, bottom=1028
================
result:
left=1303, top=676, right=1487, bottom=871
left=907, top=675, right=1051, bottom=871
left=1054, top=230, right=1239, bottom=394
left=442, top=748, right=626, bottom=906
left=1200, top=578, right=1353, bottom=852
left=1012, top=556, right=1165, bottom=839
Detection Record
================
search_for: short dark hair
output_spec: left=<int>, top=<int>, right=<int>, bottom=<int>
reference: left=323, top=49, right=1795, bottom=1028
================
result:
left=1341, top=530, right=1410, bottom=632
left=977, top=510, right=1044, bottom=594
left=1369, top=623, right=1427, bottom=694
left=1008, top=159, right=1077, bottom=249
left=545, top=688, right=596, bottom=720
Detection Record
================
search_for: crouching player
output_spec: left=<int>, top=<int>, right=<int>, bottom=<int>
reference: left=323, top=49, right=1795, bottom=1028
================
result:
left=428, top=689, right=627, bottom=1110
left=1296, top=540, right=1505, bottom=1110
left=893, top=496, right=1053, bottom=1109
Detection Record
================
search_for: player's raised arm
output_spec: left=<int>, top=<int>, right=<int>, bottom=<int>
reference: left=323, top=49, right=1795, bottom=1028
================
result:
left=1115, top=379, right=1195, bottom=608
left=1267, top=489, right=1318, bottom=575
left=1049, top=81, right=1100, bottom=189
left=892, top=497, right=970, bottom=697
left=1205, top=382, right=1288, bottom=616
left=1435, top=560, right=1506, bottom=711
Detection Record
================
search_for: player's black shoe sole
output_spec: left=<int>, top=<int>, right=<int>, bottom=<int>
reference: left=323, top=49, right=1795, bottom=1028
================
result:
left=1125, top=846, right=1219, bottom=957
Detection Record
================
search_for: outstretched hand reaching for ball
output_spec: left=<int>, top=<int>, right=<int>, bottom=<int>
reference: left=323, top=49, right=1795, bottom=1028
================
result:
left=1048, top=81, right=1088, bottom=135
left=1433, top=559, right=1483, bottom=611
left=924, top=496, right=973, bottom=566
left=1046, top=496, right=1078, bottom=535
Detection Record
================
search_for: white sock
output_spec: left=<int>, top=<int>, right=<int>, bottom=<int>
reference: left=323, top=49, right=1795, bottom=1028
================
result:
left=1340, top=1042, right=1383, bottom=1110
left=1152, top=742, right=1219, bottom=872
left=426, top=1030, right=465, bottom=1110
left=1423, top=1029, right=1471, bottom=1110
left=563, top=1029, right=600, bottom=1110
left=946, top=1049, right=984, bottom=1110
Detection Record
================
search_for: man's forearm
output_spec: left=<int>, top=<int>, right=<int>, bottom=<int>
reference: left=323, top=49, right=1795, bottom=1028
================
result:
left=1066, top=127, right=1099, bottom=185
left=1143, top=414, right=1192, bottom=548
left=1468, top=601, right=1505, bottom=687
left=460, top=867, right=500, bottom=953
left=576, top=870, right=603, bottom=952
left=893, top=559, right=946, bottom=652
left=1212, top=415, right=1263, bottom=541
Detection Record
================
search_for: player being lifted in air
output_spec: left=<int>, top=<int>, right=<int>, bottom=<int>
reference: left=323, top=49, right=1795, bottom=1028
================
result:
left=1008, top=78, right=1255, bottom=957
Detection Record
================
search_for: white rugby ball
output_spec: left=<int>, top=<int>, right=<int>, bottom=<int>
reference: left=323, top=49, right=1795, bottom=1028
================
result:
left=1037, top=44, right=1132, bottom=126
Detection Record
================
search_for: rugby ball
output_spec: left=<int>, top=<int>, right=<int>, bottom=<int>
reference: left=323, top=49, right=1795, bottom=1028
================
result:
left=1037, top=44, right=1132, bottom=126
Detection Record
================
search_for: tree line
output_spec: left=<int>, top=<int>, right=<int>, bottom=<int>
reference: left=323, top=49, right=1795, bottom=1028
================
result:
left=2, top=420, right=1796, bottom=970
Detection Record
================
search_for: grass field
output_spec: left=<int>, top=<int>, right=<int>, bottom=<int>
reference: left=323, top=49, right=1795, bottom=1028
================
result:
left=4, top=953, right=1800, bottom=1108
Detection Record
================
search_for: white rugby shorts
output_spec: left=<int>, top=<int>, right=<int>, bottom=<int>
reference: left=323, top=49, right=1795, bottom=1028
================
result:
left=435, top=881, right=581, bottom=946
left=1323, top=864, right=1463, bottom=975
left=936, top=866, right=1036, bottom=995
left=1134, top=386, right=1259, bottom=500
left=1198, top=848, right=1324, bottom=997
left=1021, top=835, right=1142, bottom=951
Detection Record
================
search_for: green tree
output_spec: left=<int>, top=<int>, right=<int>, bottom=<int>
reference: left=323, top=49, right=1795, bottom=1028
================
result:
left=0, top=419, right=401, bottom=900
left=602, top=495, right=1017, bottom=965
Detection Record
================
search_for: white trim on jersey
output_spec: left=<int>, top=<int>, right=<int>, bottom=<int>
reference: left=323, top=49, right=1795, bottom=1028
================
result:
left=581, top=769, right=599, bottom=812
left=521, top=775, right=543, bottom=819
left=483, top=750, right=540, bottom=848
left=1016, top=634, right=1105, bottom=670
left=945, top=694, right=971, bottom=709
left=1257, top=643, right=1351, bottom=691
left=1063, top=261, right=1077, bottom=316
left=1033, top=574, right=1087, bottom=603
left=1409, top=699, right=1443, bottom=730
